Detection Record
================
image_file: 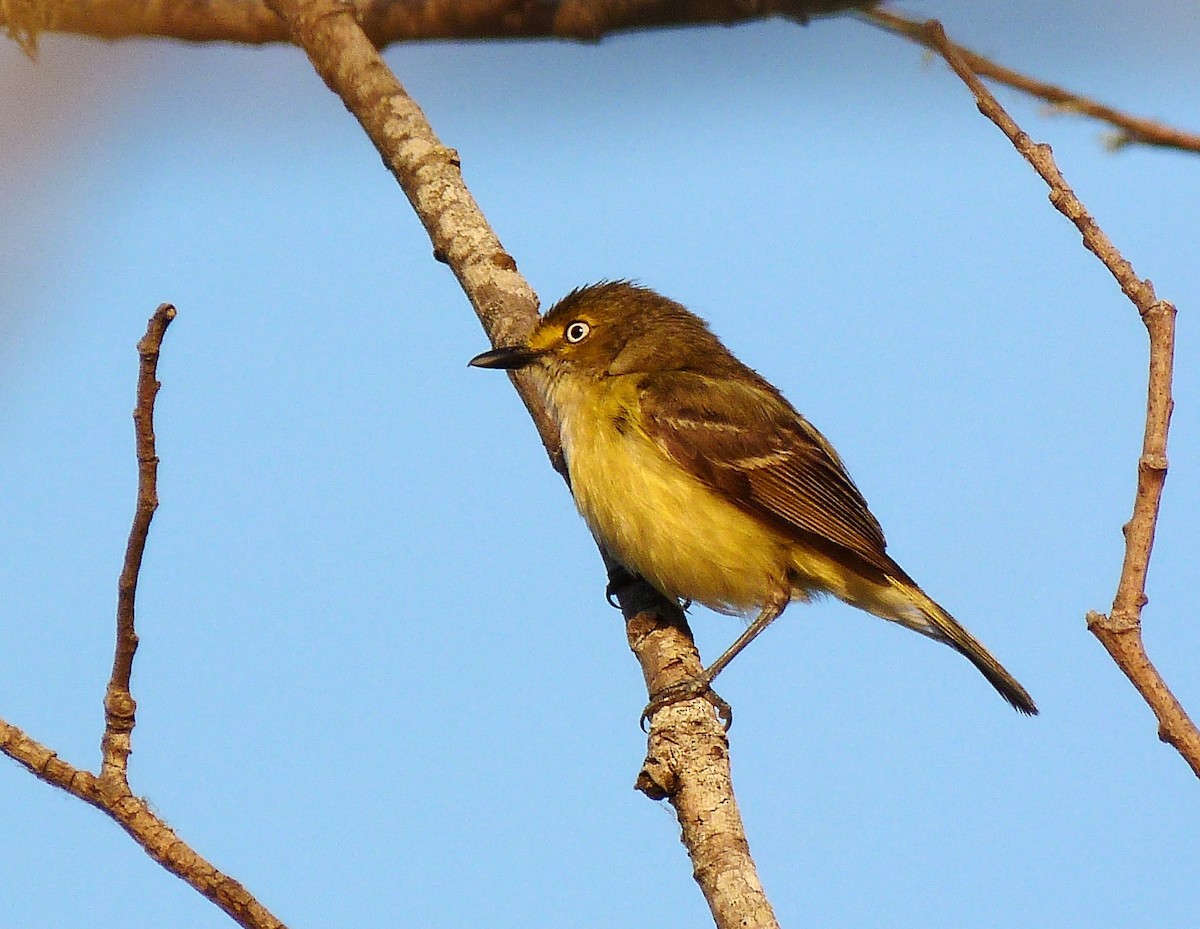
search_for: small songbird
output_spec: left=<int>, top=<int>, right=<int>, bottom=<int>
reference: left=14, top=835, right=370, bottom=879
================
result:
left=470, top=282, right=1037, bottom=718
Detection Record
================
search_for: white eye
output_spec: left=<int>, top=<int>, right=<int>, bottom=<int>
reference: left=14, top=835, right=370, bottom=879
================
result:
left=564, top=320, right=591, bottom=344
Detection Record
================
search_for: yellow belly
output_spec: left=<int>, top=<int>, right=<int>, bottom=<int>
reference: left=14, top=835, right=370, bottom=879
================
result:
left=540, top=372, right=936, bottom=631
left=547, top=375, right=799, bottom=614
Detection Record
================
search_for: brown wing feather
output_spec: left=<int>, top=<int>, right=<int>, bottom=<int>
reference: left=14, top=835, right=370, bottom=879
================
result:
left=638, top=370, right=896, bottom=575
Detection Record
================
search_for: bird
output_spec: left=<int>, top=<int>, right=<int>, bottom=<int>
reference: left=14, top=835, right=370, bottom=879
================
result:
left=469, top=281, right=1037, bottom=719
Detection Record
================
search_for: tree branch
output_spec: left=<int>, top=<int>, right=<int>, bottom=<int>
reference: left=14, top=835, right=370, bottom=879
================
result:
left=918, top=18, right=1198, bottom=778
left=1, top=304, right=289, bottom=929
left=11, top=0, right=1195, bottom=158
left=0, top=717, right=102, bottom=800
left=610, top=558, right=778, bottom=929
left=257, top=0, right=778, bottom=922
left=5, top=0, right=868, bottom=52
left=100, top=302, right=173, bottom=785
left=862, top=7, right=1200, bottom=156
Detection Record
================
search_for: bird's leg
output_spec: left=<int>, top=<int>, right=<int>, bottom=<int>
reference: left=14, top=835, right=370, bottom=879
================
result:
left=605, top=562, right=640, bottom=609
left=641, top=588, right=790, bottom=729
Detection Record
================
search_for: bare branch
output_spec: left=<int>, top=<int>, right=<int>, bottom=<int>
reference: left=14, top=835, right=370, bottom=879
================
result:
left=2, top=716, right=279, bottom=926
left=5, top=0, right=868, bottom=51
left=918, top=18, right=1198, bottom=777
left=863, top=7, right=1200, bottom=156
left=0, top=717, right=102, bottom=801
left=100, top=302, right=173, bottom=785
left=100, top=792, right=287, bottom=929
left=265, top=0, right=553, bottom=445
left=2, top=304, right=290, bottom=927
left=1085, top=295, right=1196, bottom=774
left=613, top=562, right=779, bottom=929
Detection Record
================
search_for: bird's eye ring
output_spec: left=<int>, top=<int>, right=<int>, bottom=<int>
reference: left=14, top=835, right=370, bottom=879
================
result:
left=564, top=321, right=591, bottom=344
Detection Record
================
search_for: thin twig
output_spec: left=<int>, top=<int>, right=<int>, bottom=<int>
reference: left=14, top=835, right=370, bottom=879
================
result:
left=100, top=302, right=173, bottom=784
left=863, top=7, right=1200, bottom=156
left=918, top=18, right=1198, bottom=777
left=258, top=0, right=778, bottom=922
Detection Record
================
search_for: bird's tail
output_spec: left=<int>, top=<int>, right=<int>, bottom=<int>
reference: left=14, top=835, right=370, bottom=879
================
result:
left=880, top=577, right=1038, bottom=716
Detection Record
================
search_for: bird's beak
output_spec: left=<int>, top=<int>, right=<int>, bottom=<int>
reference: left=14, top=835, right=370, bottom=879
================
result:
left=468, top=345, right=540, bottom=370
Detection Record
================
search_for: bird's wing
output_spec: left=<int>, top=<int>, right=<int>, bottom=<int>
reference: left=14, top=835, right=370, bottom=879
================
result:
left=638, top=370, right=894, bottom=574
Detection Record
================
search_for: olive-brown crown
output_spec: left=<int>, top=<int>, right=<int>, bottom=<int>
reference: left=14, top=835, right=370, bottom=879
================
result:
left=528, top=281, right=736, bottom=377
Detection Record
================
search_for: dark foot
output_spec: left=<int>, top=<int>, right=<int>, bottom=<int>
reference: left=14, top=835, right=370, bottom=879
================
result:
left=605, top=567, right=640, bottom=608
left=640, top=677, right=732, bottom=731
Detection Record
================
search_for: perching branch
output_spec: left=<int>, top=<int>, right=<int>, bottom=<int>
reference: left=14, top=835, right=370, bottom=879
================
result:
left=609, top=558, right=779, bottom=929
left=919, top=18, right=1198, bottom=777
left=3, top=0, right=868, bottom=54
left=258, top=0, right=777, bottom=923
left=264, top=0, right=552, bottom=454
left=1, top=305, right=288, bottom=929
left=862, top=7, right=1200, bottom=156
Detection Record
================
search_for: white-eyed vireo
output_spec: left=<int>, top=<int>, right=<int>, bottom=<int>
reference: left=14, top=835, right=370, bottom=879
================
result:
left=470, top=282, right=1036, bottom=718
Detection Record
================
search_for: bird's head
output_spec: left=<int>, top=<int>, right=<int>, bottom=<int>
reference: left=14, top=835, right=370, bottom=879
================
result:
left=469, top=281, right=721, bottom=379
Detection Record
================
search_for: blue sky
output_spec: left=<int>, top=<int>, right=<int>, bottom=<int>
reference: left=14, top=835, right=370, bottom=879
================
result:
left=2, top=2, right=1199, bottom=926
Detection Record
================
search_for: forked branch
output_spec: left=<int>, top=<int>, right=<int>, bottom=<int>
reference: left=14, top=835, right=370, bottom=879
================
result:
left=863, top=7, right=1200, bottom=156
left=0, top=305, right=288, bottom=929
left=919, top=19, right=1198, bottom=777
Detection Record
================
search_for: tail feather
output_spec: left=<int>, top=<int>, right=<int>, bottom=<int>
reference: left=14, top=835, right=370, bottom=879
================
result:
left=887, top=579, right=1038, bottom=716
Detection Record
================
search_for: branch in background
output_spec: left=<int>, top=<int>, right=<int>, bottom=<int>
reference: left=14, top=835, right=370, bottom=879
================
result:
left=863, top=7, right=1200, bottom=156
left=257, top=0, right=778, bottom=922
left=0, top=304, right=288, bottom=929
left=100, top=303, right=172, bottom=784
left=918, top=18, right=1199, bottom=778
left=9, top=1, right=1197, bottom=158
left=4, top=0, right=868, bottom=53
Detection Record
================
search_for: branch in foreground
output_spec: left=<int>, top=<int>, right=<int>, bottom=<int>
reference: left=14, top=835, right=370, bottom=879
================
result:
left=258, top=0, right=777, bottom=922
left=919, top=19, right=1199, bottom=778
left=5, top=0, right=868, bottom=52
left=1, top=304, right=288, bottom=929
left=862, top=7, right=1200, bottom=156
left=607, top=557, right=779, bottom=929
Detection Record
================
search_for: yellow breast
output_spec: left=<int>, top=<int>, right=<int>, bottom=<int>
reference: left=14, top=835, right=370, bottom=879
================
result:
left=542, top=373, right=795, bottom=615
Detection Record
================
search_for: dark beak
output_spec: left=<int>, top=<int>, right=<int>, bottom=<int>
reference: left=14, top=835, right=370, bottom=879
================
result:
left=468, top=345, right=540, bottom=370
